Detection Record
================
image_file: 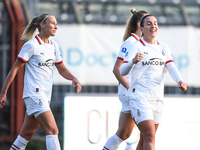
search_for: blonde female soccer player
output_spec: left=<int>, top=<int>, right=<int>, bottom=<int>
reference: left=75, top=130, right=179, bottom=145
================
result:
left=0, top=13, right=81, bottom=150
left=103, top=9, right=148, bottom=150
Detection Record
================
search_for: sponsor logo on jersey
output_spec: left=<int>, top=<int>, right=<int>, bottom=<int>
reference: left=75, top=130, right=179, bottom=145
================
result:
left=142, top=58, right=165, bottom=66
left=143, top=51, right=148, bottom=55
left=121, top=47, right=127, bottom=53
left=40, top=52, right=45, bottom=55
left=38, top=59, right=55, bottom=70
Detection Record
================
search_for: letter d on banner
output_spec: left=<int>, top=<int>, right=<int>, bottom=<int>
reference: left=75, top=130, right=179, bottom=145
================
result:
left=67, top=48, right=83, bottom=66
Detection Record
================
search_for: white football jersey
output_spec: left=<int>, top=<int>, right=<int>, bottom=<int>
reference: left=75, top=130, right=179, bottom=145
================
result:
left=18, top=35, right=63, bottom=100
left=124, top=38, right=173, bottom=100
left=117, top=33, right=139, bottom=96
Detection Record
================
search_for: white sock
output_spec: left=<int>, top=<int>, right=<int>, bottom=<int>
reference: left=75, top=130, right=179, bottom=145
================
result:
left=10, top=135, right=29, bottom=150
left=46, top=135, right=61, bottom=150
left=103, top=134, right=123, bottom=150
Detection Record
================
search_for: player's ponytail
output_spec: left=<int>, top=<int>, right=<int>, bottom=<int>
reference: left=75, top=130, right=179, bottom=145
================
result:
left=21, top=13, right=51, bottom=41
left=123, top=9, right=148, bottom=41
left=21, top=16, right=38, bottom=41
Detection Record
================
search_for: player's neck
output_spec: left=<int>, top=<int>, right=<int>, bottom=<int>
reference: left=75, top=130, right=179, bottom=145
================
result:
left=135, top=30, right=141, bottom=39
left=38, top=34, right=50, bottom=44
left=143, top=36, right=155, bottom=44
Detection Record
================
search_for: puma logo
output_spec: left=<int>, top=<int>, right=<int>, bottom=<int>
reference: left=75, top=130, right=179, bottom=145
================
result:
left=143, top=51, right=148, bottom=55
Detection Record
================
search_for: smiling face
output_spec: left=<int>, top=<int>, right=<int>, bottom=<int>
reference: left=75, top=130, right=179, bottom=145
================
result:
left=141, top=16, right=158, bottom=43
left=40, top=15, right=58, bottom=37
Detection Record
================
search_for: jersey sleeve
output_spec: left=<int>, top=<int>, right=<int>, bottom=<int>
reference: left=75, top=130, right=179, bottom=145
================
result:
left=52, top=40, right=63, bottom=64
left=123, top=43, right=138, bottom=63
left=120, top=44, right=138, bottom=76
left=166, top=62, right=183, bottom=83
left=163, top=43, right=183, bottom=83
left=120, top=59, right=135, bottom=76
left=117, top=41, right=136, bottom=61
left=17, top=42, right=34, bottom=62
left=117, top=43, right=129, bottom=61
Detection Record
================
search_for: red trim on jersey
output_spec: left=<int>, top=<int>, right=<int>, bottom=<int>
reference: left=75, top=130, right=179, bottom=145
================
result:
left=17, top=56, right=27, bottom=63
left=117, top=57, right=124, bottom=60
left=55, top=60, right=63, bottom=65
left=103, top=146, right=109, bottom=150
left=131, top=33, right=139, bottom=41
left=166, top=60, right=174, bottom=64
left=50, top=40, right=52, bottom=44
left=35, top=35, right=42, bottom=45
left=12, top=144, right=20, bottom=149
left=123, top=61, right=129, bottom=63
left=139, top=39, right=159, bottom=46
left=139, top=39, right=146, bottom=46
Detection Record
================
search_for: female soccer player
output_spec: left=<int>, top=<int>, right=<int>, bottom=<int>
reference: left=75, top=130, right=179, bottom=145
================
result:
left=102, top=9, right=148, bottom=150
left=120, top=15, right=187, bottom=150
left=0, top=13, right=81, bottom=150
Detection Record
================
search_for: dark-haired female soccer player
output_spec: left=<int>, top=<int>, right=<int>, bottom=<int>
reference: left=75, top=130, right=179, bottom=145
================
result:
left=103, top=9, right=148, bottom=150
left=120, top=15, right=187, bottom=150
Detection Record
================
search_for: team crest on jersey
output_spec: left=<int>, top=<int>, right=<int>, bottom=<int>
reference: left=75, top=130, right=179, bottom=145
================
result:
left=162, top=49, right=165, bottom=56
left=121, top=47, right=127, bottom=53
left=137, top=109, right=141, bottom=117
left=39, top=99, right=43, bottom=106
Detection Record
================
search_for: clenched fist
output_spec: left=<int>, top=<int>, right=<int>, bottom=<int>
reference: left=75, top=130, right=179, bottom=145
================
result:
left=132, top=53, right=144, bottom=64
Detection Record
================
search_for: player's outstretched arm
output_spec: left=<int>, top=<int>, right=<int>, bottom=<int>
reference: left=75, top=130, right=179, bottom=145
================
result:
left=166, top=62, right=187, bottom=92
left=0, top=59, right=25, bottom=109
left=56, top=63, right=82, bottom=93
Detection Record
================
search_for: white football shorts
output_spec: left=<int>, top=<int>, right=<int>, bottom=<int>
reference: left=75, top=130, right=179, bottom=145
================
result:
left=24, top=97, right=51, bottom=118
left=128, top=97, right=164, bottom=124
left=118, top=95, right=131, bottom=113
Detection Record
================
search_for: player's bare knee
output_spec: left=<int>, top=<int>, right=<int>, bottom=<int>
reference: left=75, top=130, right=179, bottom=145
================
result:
left=20, top=132, right=34, bottom=140
left=117, top=129, right=131, bottom=140
left=46, top=127, right=59, bottom=135
left=121, top=133, right=131, bottom=141
left=143, top=131, right=155, bottom=143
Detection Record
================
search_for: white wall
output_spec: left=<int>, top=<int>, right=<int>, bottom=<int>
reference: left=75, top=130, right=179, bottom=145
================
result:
left=63, top=95, right=200, bottom=150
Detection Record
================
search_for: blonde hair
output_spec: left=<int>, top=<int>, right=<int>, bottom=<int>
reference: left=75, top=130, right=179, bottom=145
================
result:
left=21, top=13, right=51, bottom=41
left=123, top=9, right=148, bottom=41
